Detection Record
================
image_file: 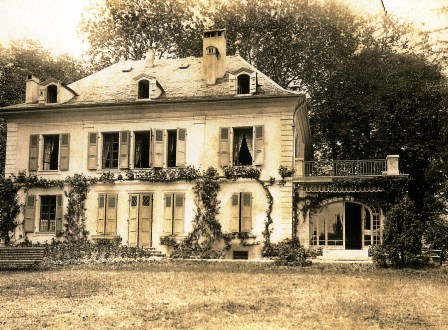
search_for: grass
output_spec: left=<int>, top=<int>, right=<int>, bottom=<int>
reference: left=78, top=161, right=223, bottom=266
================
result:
left=0, top=261, right=447, bottom=329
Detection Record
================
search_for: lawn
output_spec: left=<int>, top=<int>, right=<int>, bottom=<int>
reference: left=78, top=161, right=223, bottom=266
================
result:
left=0, top=261, right=447, bottom=329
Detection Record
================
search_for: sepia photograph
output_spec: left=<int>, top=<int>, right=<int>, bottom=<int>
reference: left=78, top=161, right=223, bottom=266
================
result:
left=0, top=0, right=447, bottom=328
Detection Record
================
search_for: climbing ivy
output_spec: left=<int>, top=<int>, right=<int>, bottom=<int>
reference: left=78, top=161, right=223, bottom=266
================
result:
left=0, top=178, right=21, bottom=245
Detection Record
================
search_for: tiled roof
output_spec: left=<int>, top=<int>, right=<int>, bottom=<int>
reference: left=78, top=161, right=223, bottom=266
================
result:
left=3, top=54, right=295, bottom=109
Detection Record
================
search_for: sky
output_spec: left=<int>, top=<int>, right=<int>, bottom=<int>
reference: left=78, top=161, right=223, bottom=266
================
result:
left=0, top=0, right=447, bottom=59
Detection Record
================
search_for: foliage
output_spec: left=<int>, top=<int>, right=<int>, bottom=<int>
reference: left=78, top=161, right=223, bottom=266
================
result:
left=381, top=196, right=424, bottom=267
left=170, top=167, right=225, bottom=259
left=263, top=238, right=309, bottom=266
left=0, top=178, right=21, bottom=245
left=424, top=217, right=448, bottom=265
left=278, top=165, right=294, bottom=186
left=63, top=174, right=96, bottom=243
left=223, top=166, right=260, bottom=180
left=79, top=0, right=203, bottom=70
left=0, top=39, right=87, bottom=107
left=125, top=166, right=200, bottom=182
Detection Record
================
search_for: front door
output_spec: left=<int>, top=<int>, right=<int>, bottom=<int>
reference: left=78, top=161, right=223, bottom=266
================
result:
left=345, top=202, right=362, bottom=249
left=129, top=194, right=153, bottom=247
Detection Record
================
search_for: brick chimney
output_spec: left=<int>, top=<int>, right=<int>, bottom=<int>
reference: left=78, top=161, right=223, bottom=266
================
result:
left=25, top=74, right=40, bottom=104
left=203, top=29, right=226, bottom=85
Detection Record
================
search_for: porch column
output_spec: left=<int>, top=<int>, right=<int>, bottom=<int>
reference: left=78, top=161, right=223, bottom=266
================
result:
left=386, top=155, right=400, bottom=175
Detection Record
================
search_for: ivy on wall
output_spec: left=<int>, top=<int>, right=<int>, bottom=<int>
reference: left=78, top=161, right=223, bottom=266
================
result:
left=1, top=166, right=281, bottom=257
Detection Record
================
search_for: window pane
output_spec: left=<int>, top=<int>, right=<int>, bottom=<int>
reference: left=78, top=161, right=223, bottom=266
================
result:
left=102, top=133, right=119, bottom=169
left=40, top=196, right=56, bottom=232
left=134, top=132, right=150, bottom=168
left=233, top=127, right=253, bottom=166
left=43, top=135, right=59, bottom=170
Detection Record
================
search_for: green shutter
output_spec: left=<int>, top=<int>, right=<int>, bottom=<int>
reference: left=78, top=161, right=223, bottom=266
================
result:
left=105, top=195, right=117, bottom=235
left=59, top=134, right=70, bottom=171
left=119, top=131, right=130, bottom=169
left=219, top=128, right=230, bottom=167
left=176, top=128, right=186, bottom=167
left=153, top=129, right=165, bottom=168
left=173, top=194, right=185, bottom=234
left=24, top=195, right=36, bottom=233
left=97, top=194, right=106, bottom=234
left=230, top=193, right=240, bottom=232
left=87, top=132, right=98, bottom=170
left=163, top=194, right=173, bottom=234
left=29, top=135, right=39, bottom=172
left=253, top=126, right=264, bottom=166
left=241, top=193, right=252, bottom=232
left=56, top=195, right=63, bottom=233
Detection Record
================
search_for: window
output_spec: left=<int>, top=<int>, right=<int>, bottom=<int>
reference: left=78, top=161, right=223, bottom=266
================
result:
left=138, top=79, right=150, bottom=99
left=237, top=74, right=250, bottom=95
left=219, top=126, right=264, bottom=167
left=230, top=192, right=252, bottom=233
left=233, top=127, right=253, bottom=166
left=102, top=133, right=119, bottom=169
left=163, top=193, right=185, bottom=235
left=134, top=131, right=151, bottom=168
left=42, top=135, right=59, bottom=170
left=97, top=194, right=117, bottom=236
left=29, top=134, right=70, bottom=172
left=23, top=195, right=62, bottom=233
left=154, top=128, right=186, bottom=168
left=46, top=85, right=57, bottom=103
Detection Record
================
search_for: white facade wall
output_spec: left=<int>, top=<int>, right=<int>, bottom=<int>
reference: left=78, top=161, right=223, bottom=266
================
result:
left=5, top=96, right=306, bottom=257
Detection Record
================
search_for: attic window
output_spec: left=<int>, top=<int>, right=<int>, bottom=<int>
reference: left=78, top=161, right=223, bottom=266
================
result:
left=138, top=79, right=150, bottom=99
left=47, top=85, right=57, bottom=103
left=237, top=74, right=250, bottom=95
left=207, top=46, right=218, bottom=55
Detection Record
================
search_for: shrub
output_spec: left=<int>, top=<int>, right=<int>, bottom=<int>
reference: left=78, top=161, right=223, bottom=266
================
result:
left=381, top=196, right=424, bottom=267
left=264, top=238, right=310, bottom=266
left=424, top=217, right=448, bottom=265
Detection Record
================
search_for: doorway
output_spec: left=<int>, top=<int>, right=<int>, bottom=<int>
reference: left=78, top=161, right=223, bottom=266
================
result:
left=345, top=202, right=362, bottom=249
left=129, top=194, right=153, bottom=247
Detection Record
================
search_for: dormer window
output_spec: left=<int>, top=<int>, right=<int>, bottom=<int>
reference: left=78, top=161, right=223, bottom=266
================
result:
left=229, top=69, right=257, bottom=96
left=138, top=79, right=150, bottom=99
left=237, top=74, right=250, bottom=95
left=47, top=84, right=58, bottom=103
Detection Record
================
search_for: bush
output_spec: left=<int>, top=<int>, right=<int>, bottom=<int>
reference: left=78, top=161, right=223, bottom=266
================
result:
left=264, top=239, right=310, bottom=266
left=381, top=196, right=425, bottom=267
left=371, top=245, right=388, bottom=268
left=424, top=217, right=448, bottom=265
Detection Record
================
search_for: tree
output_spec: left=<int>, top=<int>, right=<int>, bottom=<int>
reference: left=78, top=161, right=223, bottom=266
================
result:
left=0, top=39, right=88, bottom=107
left=79, top=0, right=204, bottom=70
left=424, top=217, right=448, bottom=265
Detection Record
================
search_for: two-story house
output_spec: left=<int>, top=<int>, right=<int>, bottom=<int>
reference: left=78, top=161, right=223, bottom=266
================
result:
left=0, top=29, right=403, bottom=260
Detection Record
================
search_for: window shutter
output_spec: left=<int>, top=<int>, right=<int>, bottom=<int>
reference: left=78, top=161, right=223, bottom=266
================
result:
left=24, top=195, right=36, bottom=233
left=149, top=79, right=157, bottom=98
left=153, top=129, right=165, bottom=168
left=229, top=73, right=236, bottom=94
left=56, top=195, right=63, bottom=233
left=219, top=127, right=230, bottom=167
left=87, top=132, right=98, bottom=170
left=59, top=134, right=70, bottom=171
left=119, top=131, right=130, bottom=169
left=97, top=194, right=106, bottom=234
left=147, top=130, right=152, bottom=167
left=241, top=193, right=252, bottom=232
left=176, top=128, right=186, bottom=167
left=105, top=195, right=118, bottom=235
left=253, top=125, right=264, bottom=165
left=163, top=194, right=173, bottom=234
left=250, top=72, right=257, bottom=94
left=139, top=194, right=152, bottom=247
left=230, top=193, right=240, bottom=232
left=28, top=135, right=39, bottom=172
left=173, top=194, right=185, bottom=234
left=128, top=194, right=138, bottom=246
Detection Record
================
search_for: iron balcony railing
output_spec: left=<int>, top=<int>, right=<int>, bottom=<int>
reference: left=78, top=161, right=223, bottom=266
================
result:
left=304, top=159, right=387, bottom=177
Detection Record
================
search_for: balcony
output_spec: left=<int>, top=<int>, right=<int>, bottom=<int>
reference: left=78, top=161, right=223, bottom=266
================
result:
left=296, top=155, right=400, bottom=178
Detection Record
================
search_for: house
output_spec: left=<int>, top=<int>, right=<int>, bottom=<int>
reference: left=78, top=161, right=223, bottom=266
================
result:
left=0, top=29, right=403, bottom=259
